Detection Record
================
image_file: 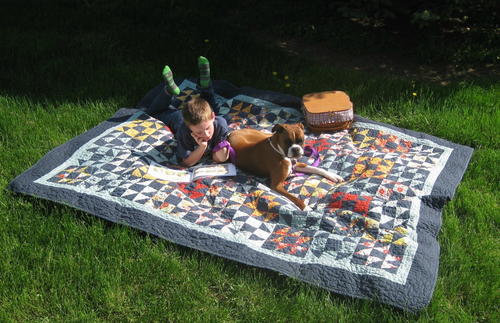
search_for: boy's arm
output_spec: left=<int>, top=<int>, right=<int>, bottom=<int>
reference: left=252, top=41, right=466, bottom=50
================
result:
left=210, top=117, right=231, bottom=163
left=181, top=142, right=207, bottom=167
left=212, top=147, right=229, bottom=163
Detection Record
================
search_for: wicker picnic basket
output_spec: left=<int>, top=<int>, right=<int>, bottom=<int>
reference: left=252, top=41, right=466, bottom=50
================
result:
left=302, top=91, right=353, bottom=133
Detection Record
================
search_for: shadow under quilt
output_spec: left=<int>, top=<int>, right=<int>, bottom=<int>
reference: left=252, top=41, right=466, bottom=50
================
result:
left=9, top=79, right=473, bottom=311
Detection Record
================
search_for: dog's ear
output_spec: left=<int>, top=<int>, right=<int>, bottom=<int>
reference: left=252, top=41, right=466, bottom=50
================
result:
left=297, top=123, right=304, bottom=130
left=272, top=124, right=284, bottom=133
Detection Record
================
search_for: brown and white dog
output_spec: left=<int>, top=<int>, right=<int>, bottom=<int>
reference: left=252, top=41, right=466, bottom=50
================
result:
left=227, top=123, right=343, bottom=210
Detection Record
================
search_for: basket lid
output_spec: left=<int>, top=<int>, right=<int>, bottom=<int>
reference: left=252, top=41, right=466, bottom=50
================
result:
left=302, top=91, right=352, bottom=113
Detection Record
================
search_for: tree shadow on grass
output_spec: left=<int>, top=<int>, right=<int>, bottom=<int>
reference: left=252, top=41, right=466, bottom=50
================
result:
left=1, top=1, right=496, bottom=111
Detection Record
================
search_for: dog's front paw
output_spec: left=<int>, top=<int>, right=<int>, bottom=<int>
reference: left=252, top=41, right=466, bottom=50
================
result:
left=324, top=172, right=344, bottom=183
left=331, top=174, right=344, bottom=182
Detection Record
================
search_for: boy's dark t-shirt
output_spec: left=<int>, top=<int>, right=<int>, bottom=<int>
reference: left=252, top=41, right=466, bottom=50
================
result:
left=175, top=116, right=230, bottom=161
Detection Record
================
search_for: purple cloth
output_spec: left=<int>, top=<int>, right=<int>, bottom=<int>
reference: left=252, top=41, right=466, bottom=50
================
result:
left=212, top=140, right=236, bottom=164
left=293, top=146, right=320, bottom=176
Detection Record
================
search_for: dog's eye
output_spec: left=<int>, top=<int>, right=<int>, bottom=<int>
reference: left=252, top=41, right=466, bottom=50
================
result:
left=296, top=139, right=304, bottom=145
left=286, top=139, right=292, bottom=147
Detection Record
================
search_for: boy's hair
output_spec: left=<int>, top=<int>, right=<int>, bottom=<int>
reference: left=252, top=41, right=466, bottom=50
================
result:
left=182, top=97, right=213, bottom=125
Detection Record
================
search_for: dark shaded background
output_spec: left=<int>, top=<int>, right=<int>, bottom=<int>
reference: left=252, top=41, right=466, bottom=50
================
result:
left=1, top=0, right=498, bottom=105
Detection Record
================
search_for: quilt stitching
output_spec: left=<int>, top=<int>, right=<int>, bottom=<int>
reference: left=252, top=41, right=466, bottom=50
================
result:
left=42, top=83, right=450, bottom=272
left=40, top=83, right=450, bottom=280
left=18, top=79, right=473, bottom=311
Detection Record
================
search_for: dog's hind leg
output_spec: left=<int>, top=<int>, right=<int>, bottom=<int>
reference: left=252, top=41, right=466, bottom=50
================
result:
left=270, top=171, right=306, bottom=210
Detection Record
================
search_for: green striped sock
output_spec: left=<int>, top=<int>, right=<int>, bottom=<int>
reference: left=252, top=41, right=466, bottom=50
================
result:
left=198, top=56, right=210, bottom=88
left=162, top=65, right=180, bottom=95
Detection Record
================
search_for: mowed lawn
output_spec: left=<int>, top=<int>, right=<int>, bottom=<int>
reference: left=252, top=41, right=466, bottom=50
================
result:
left=1, top=2, right=498, bottom=322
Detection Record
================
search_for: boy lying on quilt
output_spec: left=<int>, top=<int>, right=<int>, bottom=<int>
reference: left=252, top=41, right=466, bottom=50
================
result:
left=144, top=56, right=230, bottom=167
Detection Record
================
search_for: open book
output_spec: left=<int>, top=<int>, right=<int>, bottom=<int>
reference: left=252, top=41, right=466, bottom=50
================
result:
left=147, top=161, right=236, bottom=183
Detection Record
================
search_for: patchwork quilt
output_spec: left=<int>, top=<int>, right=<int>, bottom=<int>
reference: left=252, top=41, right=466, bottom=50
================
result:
left=9, top=79, right=473, bottom=311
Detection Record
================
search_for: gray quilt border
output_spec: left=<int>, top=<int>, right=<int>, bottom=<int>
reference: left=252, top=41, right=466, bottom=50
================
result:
left=8, top=80, right=474, bottom=311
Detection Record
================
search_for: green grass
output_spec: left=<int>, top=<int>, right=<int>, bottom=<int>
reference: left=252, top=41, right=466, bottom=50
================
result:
left=1, top=1, right=499, bottom=322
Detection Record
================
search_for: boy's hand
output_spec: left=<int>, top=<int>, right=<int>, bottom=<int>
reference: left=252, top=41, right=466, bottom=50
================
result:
left=191, top=133, right=209, bottom=149
left=182, top=133, right=209, bottom=167
left=212, top=147, right=229, bottom=163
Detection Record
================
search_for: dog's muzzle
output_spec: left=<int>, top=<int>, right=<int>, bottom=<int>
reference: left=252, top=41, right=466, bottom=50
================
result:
left=288, top=144, right=304, bottom=158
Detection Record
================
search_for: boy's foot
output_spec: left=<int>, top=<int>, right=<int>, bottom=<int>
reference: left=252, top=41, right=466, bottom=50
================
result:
left=162, top=65, right=180, bottom=95
left=198, top=56, right=210, bottom=88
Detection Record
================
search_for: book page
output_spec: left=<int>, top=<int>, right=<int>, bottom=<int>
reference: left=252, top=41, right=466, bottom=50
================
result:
left=191, top=163, right=236, bottom=180
left=147, top=162, right=191, bottom=182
